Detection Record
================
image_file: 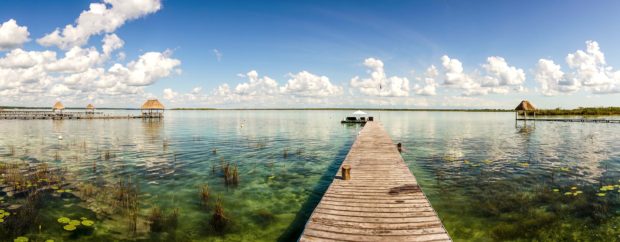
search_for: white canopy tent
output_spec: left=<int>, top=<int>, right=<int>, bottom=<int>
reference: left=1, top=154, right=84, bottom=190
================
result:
left=352, top=110, right=367, bottom=116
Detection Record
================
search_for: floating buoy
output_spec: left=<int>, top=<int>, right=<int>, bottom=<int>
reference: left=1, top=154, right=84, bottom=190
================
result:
left=58, top=135, right=63, bottom=140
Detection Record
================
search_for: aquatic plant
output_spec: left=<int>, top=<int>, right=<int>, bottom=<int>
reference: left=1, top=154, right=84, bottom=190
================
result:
left=211, top=196, right=228, bottom=232
left=200, top=184, right=210, bottom=207
left=13, top=236, right=28, bottom=242
left=223, top=162, right=231, bottom=186
left=57, top=217, right=70, bottom=224
left=81, top=219, right=94, bottom=226
left=109, top=176, right=141, bottom=235
left=8, top=145, right=15, bottom=156
left=113, top=177, right=139, bottom=211
left=253, top=209, right=275, bottom=227
left=78, top=183, right=97, bottom=198
left=63, top=224, right=77, bottom=231
left=163, top=139, right=169, bottom=150
left=128, top=209, right=138, bottom=236
left=69, top=220, right=81, bottom=226
left=103, top=150, right=113, bottom=160
left=212, top=148, right=217, bottom=154
left=148, top=207, right=164, bottom=232
left=148, top=206, right=179, bottom=233
left=2, top=193, right=42, bottom=238
left=283, top=148, right=288, bottom=158
left=232, top=164, right=239, bottom=186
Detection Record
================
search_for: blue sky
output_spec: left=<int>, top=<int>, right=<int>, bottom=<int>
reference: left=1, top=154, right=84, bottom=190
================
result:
left=1, top=0, right=620, bottom=108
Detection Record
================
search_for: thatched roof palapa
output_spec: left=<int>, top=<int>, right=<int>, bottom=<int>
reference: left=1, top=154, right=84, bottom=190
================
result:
left=141, top=99, right=165, bottom=110
left=86, top=104, right=95, bottom=110
left=53, top=101, right=65, bottom=110
left=515, top=100, right=535, bottom=111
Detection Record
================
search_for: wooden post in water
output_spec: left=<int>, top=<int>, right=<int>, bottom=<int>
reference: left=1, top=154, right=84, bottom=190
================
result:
left=397, top=142, right=402, bottom=153
left=341, top=165, right=351, bottom=180
left=515, top=110, right=518, bottom=127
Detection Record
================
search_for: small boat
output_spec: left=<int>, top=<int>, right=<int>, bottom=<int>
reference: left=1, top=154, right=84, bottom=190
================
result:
left=341, top=110, right=373, bottom=123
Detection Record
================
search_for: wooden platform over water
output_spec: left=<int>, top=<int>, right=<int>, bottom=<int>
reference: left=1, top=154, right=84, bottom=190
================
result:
left=300, top=121, right=450, bottom=242
left=517, top=118, right=620, bottom=123
left=0, top=111, right=162, bottom=120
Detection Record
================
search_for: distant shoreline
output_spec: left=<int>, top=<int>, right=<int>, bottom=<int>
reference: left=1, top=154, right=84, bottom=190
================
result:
left=2, top=106, right=620, bottom=115
left=170, top=108, right=512, bottom=112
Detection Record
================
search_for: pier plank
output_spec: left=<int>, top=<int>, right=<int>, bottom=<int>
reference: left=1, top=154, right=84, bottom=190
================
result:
left=300, top=122, right=450, bottom=241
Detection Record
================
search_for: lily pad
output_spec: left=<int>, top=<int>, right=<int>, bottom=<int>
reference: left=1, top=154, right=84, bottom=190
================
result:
left=552, top=189, right=559, bottom=192
left=14, top=237, right=28, bottom=242
left=81, top=219, right=94, bottom=226
left=57, top=217, right=70, bottom=224
left=63, top=224, right=76, bottom=231
left=597, top=193, right=606, bottom=197
left=69, top=220, right=81, bottom=226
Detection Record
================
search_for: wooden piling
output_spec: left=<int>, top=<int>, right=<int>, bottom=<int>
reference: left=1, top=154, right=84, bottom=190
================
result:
left=341, top=165, right=351, bottom=180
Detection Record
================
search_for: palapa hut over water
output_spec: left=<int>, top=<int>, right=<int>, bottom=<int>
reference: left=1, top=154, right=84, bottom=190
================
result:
left=141, top=99, right=165, bottom=118
left=86, top=104, right=95, bottom=114
left=515, top=100, right=536, bottom=122
left=53, top=101, right=65, bottom=114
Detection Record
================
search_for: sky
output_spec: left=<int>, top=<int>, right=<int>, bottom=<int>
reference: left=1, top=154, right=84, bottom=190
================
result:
left=1, top=0, right=620, bottom=109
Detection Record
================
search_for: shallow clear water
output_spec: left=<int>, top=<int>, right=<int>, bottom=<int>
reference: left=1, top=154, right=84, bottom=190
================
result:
left=1, top=111, right=620, bottom=241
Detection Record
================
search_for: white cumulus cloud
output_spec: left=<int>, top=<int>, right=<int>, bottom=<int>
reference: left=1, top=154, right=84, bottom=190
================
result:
left=414, top=65, right=439, bottom=96
left=482, top=56, right=525, bottom=87
left=565, top=40, right=620, bottom=94
left=350, top=58, right=410, bottom=97
left=163, top=88, right=178, bottom=100
left=0, top=19, right=30, bottom=51
left=439, top=55, right=525, bottom=96
left=102, top=33, right=124, bottom=56
left=233, top=70, right=279, bottom=95
left=281, top=71, right=343, bottom=97
left=37, top=0, right=161, bottom=49
left=534, top=59, right=578, bottom=96
left=108, top=51, right=181, bottom=86
left=535, top=40, right=620, bottom=95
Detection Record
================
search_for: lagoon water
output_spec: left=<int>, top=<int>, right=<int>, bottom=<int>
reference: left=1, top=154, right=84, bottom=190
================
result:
left=1, top=110, right=620, bottom=241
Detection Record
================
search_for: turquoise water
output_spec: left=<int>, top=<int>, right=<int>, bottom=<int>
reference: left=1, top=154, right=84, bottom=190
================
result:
left=1, top=110, right=620, bottom=241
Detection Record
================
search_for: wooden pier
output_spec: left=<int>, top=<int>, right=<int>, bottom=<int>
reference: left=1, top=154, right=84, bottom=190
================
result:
left=300, top=121, right=450, bottom=241
left=517, top=118, right=620, bottom=123
left=0, top=110, right=162, bottom=120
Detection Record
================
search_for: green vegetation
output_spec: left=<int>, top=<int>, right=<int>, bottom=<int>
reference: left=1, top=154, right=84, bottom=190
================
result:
left=532, top=107, right=620, bottom=116
left=170, top=107, right=217, bottom=110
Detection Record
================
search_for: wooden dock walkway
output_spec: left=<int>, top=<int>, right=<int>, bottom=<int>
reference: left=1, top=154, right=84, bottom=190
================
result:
left=300, top=121, right=450, bottom=242
left=517, top=118, right=620, bottom=123
left=0, top=110, right=162, bottom=120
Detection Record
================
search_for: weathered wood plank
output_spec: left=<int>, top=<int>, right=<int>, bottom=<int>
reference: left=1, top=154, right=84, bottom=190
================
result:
left=299, top=121, right=450, bottom=241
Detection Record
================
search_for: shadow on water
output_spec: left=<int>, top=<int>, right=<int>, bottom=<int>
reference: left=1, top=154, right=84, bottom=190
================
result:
left=277, top=127, right=356, bottom=242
